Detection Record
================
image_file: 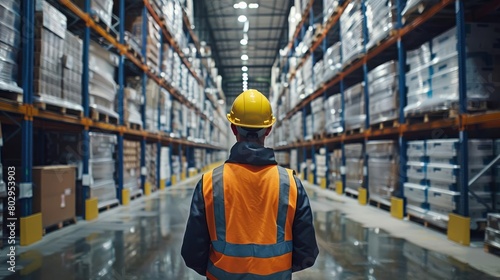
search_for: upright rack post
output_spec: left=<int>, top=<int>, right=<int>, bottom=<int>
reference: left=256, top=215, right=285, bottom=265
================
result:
left=20, top=0, right=35, bottom=218
left=140, top=6, right=148, bottom=192
left=361, top=0, right=370, bottom=203
left=397, top=0, right=407, bottom=202
left=116, top=0, right=125, bottom=204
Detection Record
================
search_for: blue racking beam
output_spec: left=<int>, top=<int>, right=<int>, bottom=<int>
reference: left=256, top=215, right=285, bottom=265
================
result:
left=397, top=0, right=407, bottom=201
left=116, top=0, right=125, bottom=204
left=456, top=0, right=469, bottom=217
left=20, top=0, right=35, bottom=216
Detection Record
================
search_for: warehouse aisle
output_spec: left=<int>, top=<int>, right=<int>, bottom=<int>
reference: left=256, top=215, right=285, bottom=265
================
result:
left=3, top=176, right=499, bottom=280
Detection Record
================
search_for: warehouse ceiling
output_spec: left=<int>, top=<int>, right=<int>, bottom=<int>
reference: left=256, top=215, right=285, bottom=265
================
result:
left=196, top=0, right=291, bottom=106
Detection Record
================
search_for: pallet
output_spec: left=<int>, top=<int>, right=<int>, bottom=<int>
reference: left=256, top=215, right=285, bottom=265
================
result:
left=370, top=120, right=399, bottom=131
left=0, top=90, right=22, bottom=103
left=34, top=101, right=83, bottom=118
left=313, top=132, right=326, bottom=140
left=345, top=191, right=358, bottom=200
left=345, top=127, right=364, bottom=135
left=90, top=108, right=119, bottom=125
left=130, top=191, right=143, bottom=201
left=406, top=109, right=458, bottom=124
left=484, top=242, right=500, bottom=256
left=407, top=214, right=447, bottom=234
left=98, top=200, right=120, bottom=212
left=43, top=217, right=77, bottom=235
left=369, top=199, right=391, bottom=212
left=125, top=122, right=142, bottom=131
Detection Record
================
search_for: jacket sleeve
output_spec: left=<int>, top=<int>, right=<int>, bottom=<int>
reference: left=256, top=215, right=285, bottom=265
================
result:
left=291, top=176, right=319, bottom=272
left=181, top=178, right=210, bottom=276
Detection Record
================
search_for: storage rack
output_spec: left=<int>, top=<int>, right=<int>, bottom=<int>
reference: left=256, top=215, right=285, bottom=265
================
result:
left=270, top=0, right=500, bottom=246
left=0, top=0, right=228, bottom=245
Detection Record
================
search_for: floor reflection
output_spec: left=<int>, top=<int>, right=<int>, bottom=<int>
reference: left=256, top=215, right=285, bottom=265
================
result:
left=6, top=188, right=498, bottom=280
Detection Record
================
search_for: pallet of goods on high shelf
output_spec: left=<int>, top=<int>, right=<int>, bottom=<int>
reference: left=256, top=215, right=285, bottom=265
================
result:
left=325, top=94, right=343, bottom=134
left=401, top=0, right=439, bottom=22
left=290, top=111, right=304, bottom=142
left=311, top=96, right=325, bottom=138
left=34, top=1, right=83, bottom=115
left=89, top=41, right=119, bottom=123
left=344, top=82, right=366, bottom=133
left=122, top=86, right=142, bottom=130
left=123, top=140, right=142, bottom=198
left=302, top=56, right=314, bottom=96
left=405, top=23, right=500, bottom=118
left=345, top=143, right=364, bottom=195
left=288, top=6, right=302, bottom=42
left=33, top=165, right=77, bottom=232
left=340, top=0, right=363, bottom=67
left=130, top=14, right=161, bottom=72
left=62, top=31, right=83, bottom=107
left=145, top=80, right=163, bottom=132
left=88, top=132, right=118, bottom=209
left=366, top=140, right=398, bottom=205
left=75, top=0, right=114, bottom=28
left=368, top=60, right=399, bottom=128
left=323, top=0, right=340, bottom=24
left=0, top=0, right=22, bottom=97
left=323, top=42, right=341, bottom=83
left=365, top=0, right=396, bottom=50
left=313, top=59, right=324, bottom=90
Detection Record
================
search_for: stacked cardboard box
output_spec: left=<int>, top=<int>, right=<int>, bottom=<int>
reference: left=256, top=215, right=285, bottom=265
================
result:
left=315, top=148, right=328, bottom=187
left=328, top=149, right=342, bottom=190
left=366, top=140, right=398, bottom=204
left=123, top=140, right=141, bottom=196
left=62, top=31, right=83, bottom=106
left=89, top=41, right=118, bottom=116
left=344, top=83, right=366, bottom=130
left=290, top=112, right=304, bottom=142
left=425, top=139, right=497, bottom=229
left=485, top=214, right=500, bottom=252
left=89, top=132, right=117, bottom=206
left=405, top=24, right=500, bottom=115
left=311, top=96, right=325, bottom=136
left=366, top=0, right=396, bottom=50
left=275, top=152, right=290, bottom=166
left=404, top=140, right=429, bottom=217
left=290, top=149, right=298, bottom=173
left=302, top=56, right=314, bottom=96
left=340, top=0, right=363, bottom=67
left=34, top=1, right=66, bottom=103
left=0, top=0, right=22, bottom=93
left=345, top=144, right=364, bottom=194
left=368, top=60, right=399, bottom=125
left=160, top=147, right=171, bottom=187
left=131, top=14, right=161, bottom=71
left=325, top=94, right=343, bottom=134
left=123, top=86, right=142, bottom=127
left=288, top=6, right=302, bottom=42
left=146, top=143, right=158, bottom=191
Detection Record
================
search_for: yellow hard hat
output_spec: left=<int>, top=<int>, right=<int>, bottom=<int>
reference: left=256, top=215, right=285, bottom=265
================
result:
left=227, top=89, right=276, bottom=128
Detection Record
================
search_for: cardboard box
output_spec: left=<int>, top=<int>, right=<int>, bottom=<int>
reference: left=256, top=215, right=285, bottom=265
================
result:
left=33, top=165, right=76, bottom=228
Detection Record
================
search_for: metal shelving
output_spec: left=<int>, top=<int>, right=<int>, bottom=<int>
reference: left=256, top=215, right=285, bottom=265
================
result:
left=4, top=0, right=228, bottom=242
left=271, top=0, right=500, bottom=245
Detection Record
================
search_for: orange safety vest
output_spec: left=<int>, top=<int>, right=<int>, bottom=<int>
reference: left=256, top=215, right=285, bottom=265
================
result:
left=202, top=163, right=298, bottom=279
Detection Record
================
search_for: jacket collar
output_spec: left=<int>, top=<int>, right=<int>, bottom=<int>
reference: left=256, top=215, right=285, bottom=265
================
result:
left=226, top=142, right=278, bottom=166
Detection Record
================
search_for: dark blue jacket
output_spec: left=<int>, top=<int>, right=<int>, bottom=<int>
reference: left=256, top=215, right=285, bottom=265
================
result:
left=181, top=141, right=319, bottom=276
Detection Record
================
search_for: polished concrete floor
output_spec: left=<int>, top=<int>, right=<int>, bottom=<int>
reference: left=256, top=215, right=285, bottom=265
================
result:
left=2, top=176, right=500, bottom=279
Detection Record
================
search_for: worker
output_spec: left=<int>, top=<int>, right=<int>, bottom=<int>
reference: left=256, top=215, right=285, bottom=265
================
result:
left=181, top=89, right=318, bottom=279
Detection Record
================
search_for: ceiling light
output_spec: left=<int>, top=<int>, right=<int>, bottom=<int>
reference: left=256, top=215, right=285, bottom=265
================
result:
left=242, top=73, right=248, bottom=77
left=238, top=15, right=247, bottom=22
left=241, top=54, right=248, bottom=60
left=240, top=38, right=248, bottom=45
left=239, top=1, right=247, bottom=9
left=242, top=66, right=248, bottom=71
left=243, top=81, right=248, bottom=85
left=243, top=76, right=249, bottom=81
left=249, top=3, right=259, bottom=8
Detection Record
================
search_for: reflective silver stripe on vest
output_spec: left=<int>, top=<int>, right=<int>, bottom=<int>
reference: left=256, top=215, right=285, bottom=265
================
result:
left=276, top=166, right=290, bottom=243
left=211, top=165, right=293, bottom=258
left=208, top=260, right=292, bottom=280
left=212, top=165, right=226, bottom=240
